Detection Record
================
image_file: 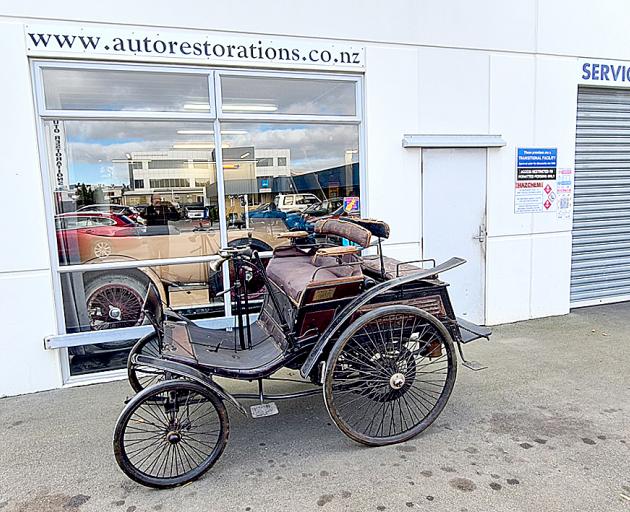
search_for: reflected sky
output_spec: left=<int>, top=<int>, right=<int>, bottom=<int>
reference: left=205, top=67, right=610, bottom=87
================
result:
left=62, top=121, right=359, bottom=185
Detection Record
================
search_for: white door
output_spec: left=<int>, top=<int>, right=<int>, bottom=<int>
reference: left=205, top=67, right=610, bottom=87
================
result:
left=422, top=148, right=487, bottom=324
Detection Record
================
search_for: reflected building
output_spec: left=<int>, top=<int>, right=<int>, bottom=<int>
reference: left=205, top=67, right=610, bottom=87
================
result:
left=116, top=147, right=291, bottom=208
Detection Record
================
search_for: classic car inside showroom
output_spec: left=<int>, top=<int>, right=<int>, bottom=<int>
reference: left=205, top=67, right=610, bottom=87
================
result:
left=1, top=1, right=630, bottom=398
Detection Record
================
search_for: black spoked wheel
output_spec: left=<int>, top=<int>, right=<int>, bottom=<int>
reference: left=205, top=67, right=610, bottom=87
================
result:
left=127, top=333, right=165, bottom=393
left=324, top=305, right=457, bottom=446
left=114, top=380, right=229, bottom=489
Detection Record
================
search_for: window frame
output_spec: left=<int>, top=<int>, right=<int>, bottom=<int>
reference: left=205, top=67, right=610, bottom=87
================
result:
left=31, top=59, right=365, bottom=385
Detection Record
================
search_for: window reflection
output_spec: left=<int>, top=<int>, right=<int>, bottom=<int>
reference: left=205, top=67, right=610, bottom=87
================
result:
left=221, top=75, right=357, bottom=116
left=220, top=123, right=360, bottom=238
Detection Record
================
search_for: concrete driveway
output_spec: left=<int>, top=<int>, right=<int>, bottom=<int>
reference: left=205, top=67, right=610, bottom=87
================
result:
left=0, top=303, right=628, bottom=512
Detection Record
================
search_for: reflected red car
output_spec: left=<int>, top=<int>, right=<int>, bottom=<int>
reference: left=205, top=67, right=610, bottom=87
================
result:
left=55, top=212, right=136, bottom=264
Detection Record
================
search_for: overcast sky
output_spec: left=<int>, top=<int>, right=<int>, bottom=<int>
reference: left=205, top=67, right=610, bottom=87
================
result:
left=61, top=120, right=359, bottom=186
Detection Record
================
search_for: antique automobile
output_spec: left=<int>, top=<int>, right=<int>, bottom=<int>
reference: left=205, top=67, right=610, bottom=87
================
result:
left=115, top=217, right=491, bottom=488
left=65, top=222, right=287, bottom=331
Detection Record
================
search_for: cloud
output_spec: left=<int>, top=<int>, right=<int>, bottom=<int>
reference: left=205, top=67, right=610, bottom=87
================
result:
left=59, top=120, right=359, bottom=185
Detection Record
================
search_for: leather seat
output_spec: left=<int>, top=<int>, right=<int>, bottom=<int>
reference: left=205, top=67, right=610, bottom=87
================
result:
left=266, top=247, right=362, bottom=304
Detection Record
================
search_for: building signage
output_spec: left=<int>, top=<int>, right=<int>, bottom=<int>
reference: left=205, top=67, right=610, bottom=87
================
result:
left=24, top=23, right=365, bottom=71
left=516, top=148, right=557, bottom=180
left=514, top=148, right=558, bottom=214
left=556, top=168, right=574, bottom=220
left=579, top=59, right=630, bottom=85
left=343, top=196, right=360, bottom=213
left=45, top=119, right=68, bottom=190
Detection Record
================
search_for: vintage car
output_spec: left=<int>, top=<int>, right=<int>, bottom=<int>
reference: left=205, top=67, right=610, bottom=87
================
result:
left=64, top=220, right=288, bottom=332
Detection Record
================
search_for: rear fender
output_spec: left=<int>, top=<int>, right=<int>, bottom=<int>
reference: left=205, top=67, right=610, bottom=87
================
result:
left=299, top=256, right=466, bottom=378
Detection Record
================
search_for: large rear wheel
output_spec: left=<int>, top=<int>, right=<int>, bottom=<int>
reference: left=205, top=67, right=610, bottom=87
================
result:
left=114, top=380, right=229, bottom=488
left=324, top=305, right=457, bottom=446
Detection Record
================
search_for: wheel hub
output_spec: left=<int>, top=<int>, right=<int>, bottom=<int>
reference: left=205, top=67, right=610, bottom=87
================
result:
left=108, top=305, right=122, bottom=320
left=166, top=431, right=182, bottom=444
left=389, top=372, right=406, bottom=390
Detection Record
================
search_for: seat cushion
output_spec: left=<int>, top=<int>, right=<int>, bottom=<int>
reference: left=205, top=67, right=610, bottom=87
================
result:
left=266, top=255, right=337, bottom=303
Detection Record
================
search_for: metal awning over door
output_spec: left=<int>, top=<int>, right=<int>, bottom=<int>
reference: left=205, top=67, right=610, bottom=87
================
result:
left=571, top=86, right=630, bottom=305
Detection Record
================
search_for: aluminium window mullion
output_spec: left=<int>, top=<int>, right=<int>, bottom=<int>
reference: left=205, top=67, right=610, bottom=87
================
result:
left=217, top=113, right=360, bottom=124
left=212, top=72, right=232, bottom=320
left=39, top=110, right=215, bottom=122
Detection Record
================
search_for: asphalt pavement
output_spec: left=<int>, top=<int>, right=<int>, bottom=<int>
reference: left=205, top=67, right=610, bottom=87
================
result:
left=0, top=302, right=628, bottom=512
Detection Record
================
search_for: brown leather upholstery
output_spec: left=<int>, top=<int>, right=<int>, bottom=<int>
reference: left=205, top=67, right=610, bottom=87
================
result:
left=361, top=255, right=423, bottom=279
left=342, top=218, right=390, bottom=239
left=314, top=218, right=371, bottom=247
left=266, top=248, right=362, bottom=304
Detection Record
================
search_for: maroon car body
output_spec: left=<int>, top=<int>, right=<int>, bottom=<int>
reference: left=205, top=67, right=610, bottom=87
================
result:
left=55, top=212, right=136, bottom=264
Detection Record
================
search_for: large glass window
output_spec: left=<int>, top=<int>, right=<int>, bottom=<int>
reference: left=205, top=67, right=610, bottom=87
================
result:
left=36, top=64, right=362, bottom=379
left=43, top=68, right=211, bottom=112
left=220, top=75, right=357, bottom=116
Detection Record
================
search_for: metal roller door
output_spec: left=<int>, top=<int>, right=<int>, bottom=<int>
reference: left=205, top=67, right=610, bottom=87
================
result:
left=571, top=86, right=630, bottom=305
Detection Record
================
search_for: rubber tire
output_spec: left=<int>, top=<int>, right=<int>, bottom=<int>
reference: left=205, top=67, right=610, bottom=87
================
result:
left=323, top=305, right=457, bottom=447
left=84, top=272, right=158, bottom=330
left=113, top=380, right=229, bottom=489
left=127, top=332, right=164, bottom=393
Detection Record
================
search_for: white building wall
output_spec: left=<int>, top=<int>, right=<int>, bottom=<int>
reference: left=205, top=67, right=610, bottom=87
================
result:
left=0, top=21, right=62, bottom=397
left=0, top=0, right=628, bottom=394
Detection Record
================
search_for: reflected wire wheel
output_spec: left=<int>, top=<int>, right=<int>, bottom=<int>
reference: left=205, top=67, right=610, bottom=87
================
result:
left=324, top=305, right=457, bottom=446
left=127, top=333, right=165, bottom=393
left=85, top=274, right=147, bottom=330
left=114, top=380, right=229, bottom=489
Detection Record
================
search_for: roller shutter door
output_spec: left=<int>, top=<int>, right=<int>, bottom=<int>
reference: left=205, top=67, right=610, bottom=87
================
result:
left=571, top=86, right=630, bottom=304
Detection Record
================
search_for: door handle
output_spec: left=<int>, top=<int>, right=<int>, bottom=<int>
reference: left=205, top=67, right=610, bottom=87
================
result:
left=472, top=226, right=486, bottom=242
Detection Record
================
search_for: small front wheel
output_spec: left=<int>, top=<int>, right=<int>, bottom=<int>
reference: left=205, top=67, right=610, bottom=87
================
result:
left=324, top=305, right=457, bottom=446
left=127, top=333, right=165, bottom=393
left=114, top=380, right=229, bottom=488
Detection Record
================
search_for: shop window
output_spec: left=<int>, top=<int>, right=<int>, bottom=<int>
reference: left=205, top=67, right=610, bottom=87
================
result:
left=220, top=75, right=357, bottom=116
left=36, top=63, right=362, bottom=379
left=222, top=123, right=360, bottom=249
left=42, top=68, right=210, bottom=112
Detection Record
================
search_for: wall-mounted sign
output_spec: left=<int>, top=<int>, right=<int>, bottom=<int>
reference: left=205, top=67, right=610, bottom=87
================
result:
left=516, top=148, right=557, bottom=180
left=45, top=119, right=68, bottom=190
left=259, top=178, right=271, bottom=193
left=514, top=148, right=558, bottom=214
left=579, top=59, right=630, bottom=86
left=556, top=168, right=574, bottom=220
left=343, top=196, right=360, bottom=213
left=24, top=23, right=365, bottom=71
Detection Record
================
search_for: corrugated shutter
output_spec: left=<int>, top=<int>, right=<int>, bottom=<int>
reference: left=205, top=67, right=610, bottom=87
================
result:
left=571, top=86, right=630, bottom=304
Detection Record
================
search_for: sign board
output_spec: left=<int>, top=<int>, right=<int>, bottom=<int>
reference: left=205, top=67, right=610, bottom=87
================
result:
left=45, top=119, right=68, bottom=190
left=578, top=59, right=630, bottom=87
left=556, top=168, right=574, bottom=219
left=24, top=23, right=365, bottom=71
left=516, top=148, right=557, bottom=180
left=343, top=196, right=360, bottom=213
left=514, top=148, right=558, bottom=214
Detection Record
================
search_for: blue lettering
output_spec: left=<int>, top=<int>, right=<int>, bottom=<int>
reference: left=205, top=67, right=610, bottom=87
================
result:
left=601, top=64, right=610, bottom=80
left=611, top=65, right=621, bottom=81
left=592, top=64, right=600, bottom=80
left=582, top=62, right=591, bottom=80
